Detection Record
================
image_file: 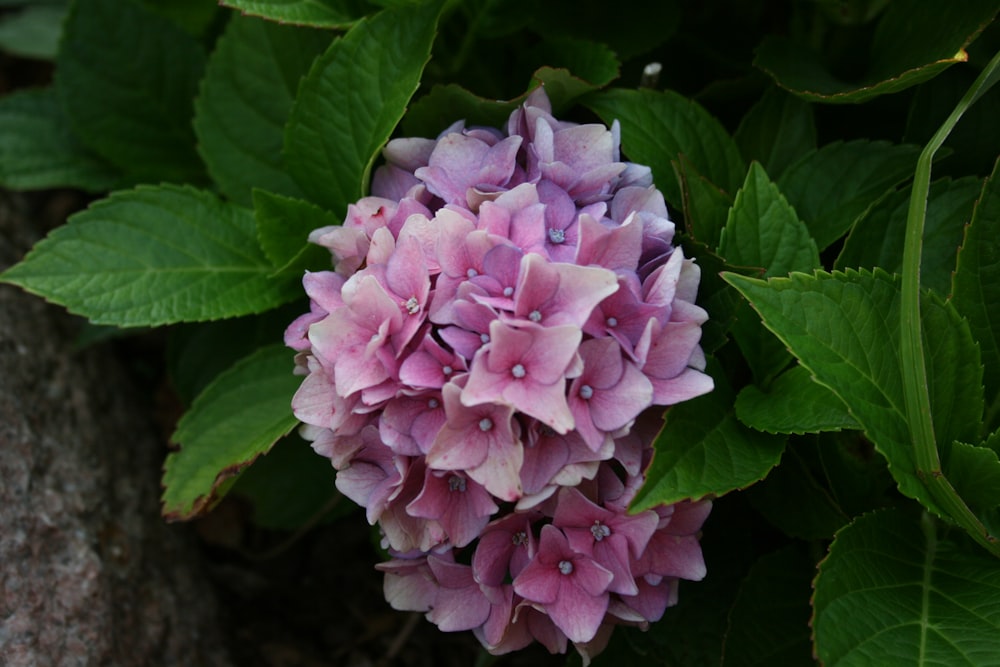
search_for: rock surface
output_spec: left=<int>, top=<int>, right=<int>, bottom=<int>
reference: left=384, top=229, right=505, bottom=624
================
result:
left=0, top=192, right=233, bottom=666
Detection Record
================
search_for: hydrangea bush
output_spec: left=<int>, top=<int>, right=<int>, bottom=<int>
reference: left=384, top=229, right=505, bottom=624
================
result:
left=284, top=88, right=713, bottom=655
left=1, top=0, right=1000, bottom=665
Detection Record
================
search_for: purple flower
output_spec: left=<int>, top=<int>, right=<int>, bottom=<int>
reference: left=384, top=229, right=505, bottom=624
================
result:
left=462, top=320, right=582, bottom=433
left=513, top=525, right=614, bottom=643
left=286, top=86, right=714, bottom=658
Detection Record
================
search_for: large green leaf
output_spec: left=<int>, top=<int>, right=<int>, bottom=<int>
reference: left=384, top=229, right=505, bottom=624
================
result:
left=0, top=87, right=124, bottom=192
left=55, top=0, right=207, bottom=183
left=284, top=1, right=442, bottom=213
left=755, top=0, right=999, bottom=103
left=719, top=162, right=819, bottom=383
left=733, top=87, right=816, bottom=180
left=194, top=14, right=332, bottom=206
left=724, top=269, right=984, bottom=518
left=0, top=185, right=300, bottom=326
left=837, top=176, right=981, bottom=296
left=586, top=88, right=746, bottom=209
left=813, top=508, right=1000, bottom=666
left=952, top=158, right=1000, bottom=431
left=161, top=344, right=301, bottom=521
left=735, top=365, right=859, bottom=435
left=218, top=0, right=370, bottom=28
left=777, top=140, right=921, bottom=250
left=631, top=374, right=786, bottom=512
left=722, top=546, right=815, bottom=667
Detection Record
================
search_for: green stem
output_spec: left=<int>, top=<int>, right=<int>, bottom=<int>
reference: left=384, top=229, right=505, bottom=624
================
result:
left=900, top=48, right=1000, bottom=558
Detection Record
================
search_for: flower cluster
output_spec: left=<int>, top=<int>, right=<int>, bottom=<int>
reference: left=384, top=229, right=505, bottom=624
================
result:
left=285, top=88, right=713, bottom=660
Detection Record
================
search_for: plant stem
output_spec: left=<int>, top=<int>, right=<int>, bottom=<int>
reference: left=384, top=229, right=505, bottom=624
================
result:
left=900, top=47, right=1000, bottom=558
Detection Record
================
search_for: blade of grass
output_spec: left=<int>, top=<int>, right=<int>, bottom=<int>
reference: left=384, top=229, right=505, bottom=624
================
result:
left=901, top=48, right=1000, bottom=557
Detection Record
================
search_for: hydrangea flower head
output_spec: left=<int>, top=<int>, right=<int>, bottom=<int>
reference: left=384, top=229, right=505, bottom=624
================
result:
left=287, top=87, right=713, bottom=662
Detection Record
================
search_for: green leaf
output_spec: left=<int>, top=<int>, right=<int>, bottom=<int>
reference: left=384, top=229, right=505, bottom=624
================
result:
left=735, top=365, right=860, bottom=435
left=837, top=176, right=981, bottom=296
left=719, top=162, right=819, bottom=383
left=403, top=63, right=617, bottom=138
left=777, top=140, right=921, bottom=249
left=55, top=0, right=207, bottom=183
left=946, top=441, right=1000, bottom=512
left=194, top=14, right=332, bottom=206
left=744, top=446, right=850, bottom=540
left=284, top=1, right=442, bottom=213
left=401, top=83, right=518, bottom=138
left=161, top=344, right=300, bottom=521
left=0, top=4, right=66, bottom=60
left=530, top=37, right=620, bottom=94
left=734, top=87, right=817, bottom=180
left=218, top=0, right=369, bottom=28
left=952, top=158, right=1000, bottom=431
left=586, top=88, right=746, bottom=209
left=724, top=269, right=984, bottom=518
left=631, top=372, right=786, bottom=512
left=166, top=303, right=305, bottom=405
left=0, top=185, right=300, bottom=326
left=719, top=162, right=820, bottom=277
left=229, top=432, right=349, bottom=530
left=675, top=154, right=733, bottom=249
left=755, top=0, right=999, bottom=103
left=813, top=508, right=1000, bottom=666
left=0, top=87, right=125, bottom=192
left=722, top=546, right=815, bottom=667
left=253, top=189, right=338, bottom=273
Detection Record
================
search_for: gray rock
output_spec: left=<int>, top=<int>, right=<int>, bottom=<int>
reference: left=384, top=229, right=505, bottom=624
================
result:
left=0, top=192, right=233, bottom=667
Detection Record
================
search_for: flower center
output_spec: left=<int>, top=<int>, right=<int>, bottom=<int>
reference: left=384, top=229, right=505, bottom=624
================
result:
left=480, top=333, right=490, bottom=343
left=579, top=384, right=594, bottom=400
left=448, top=475, right=466, bottom=493
left=511, top=363, right=526, bottom=379
left=503, top=286, right=514, bottom=297
left=548, top=228, right=566, bottom=244
left=558, top=560, right=574, bottom=575
left=590, top=521, right=611, bottom=542
left=512, top=531, right=528, bottom=546
left=606, top=316, right=618, bottom=328
left=466, top=268, right=479, bottom=278
left=528, top=310, right=542, bottom=323
left=427, top=398, right=439, bottom=409
left=404, top=296, right=420, bottom=314
left=479, top=417, right=494, bottom=432
left=442, top=365, right=453, bottom=376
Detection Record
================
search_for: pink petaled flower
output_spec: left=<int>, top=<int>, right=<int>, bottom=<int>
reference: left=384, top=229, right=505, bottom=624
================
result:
left=513, top=524, right=614, bottom=643
left=286, top=86, right=714, bottom=659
